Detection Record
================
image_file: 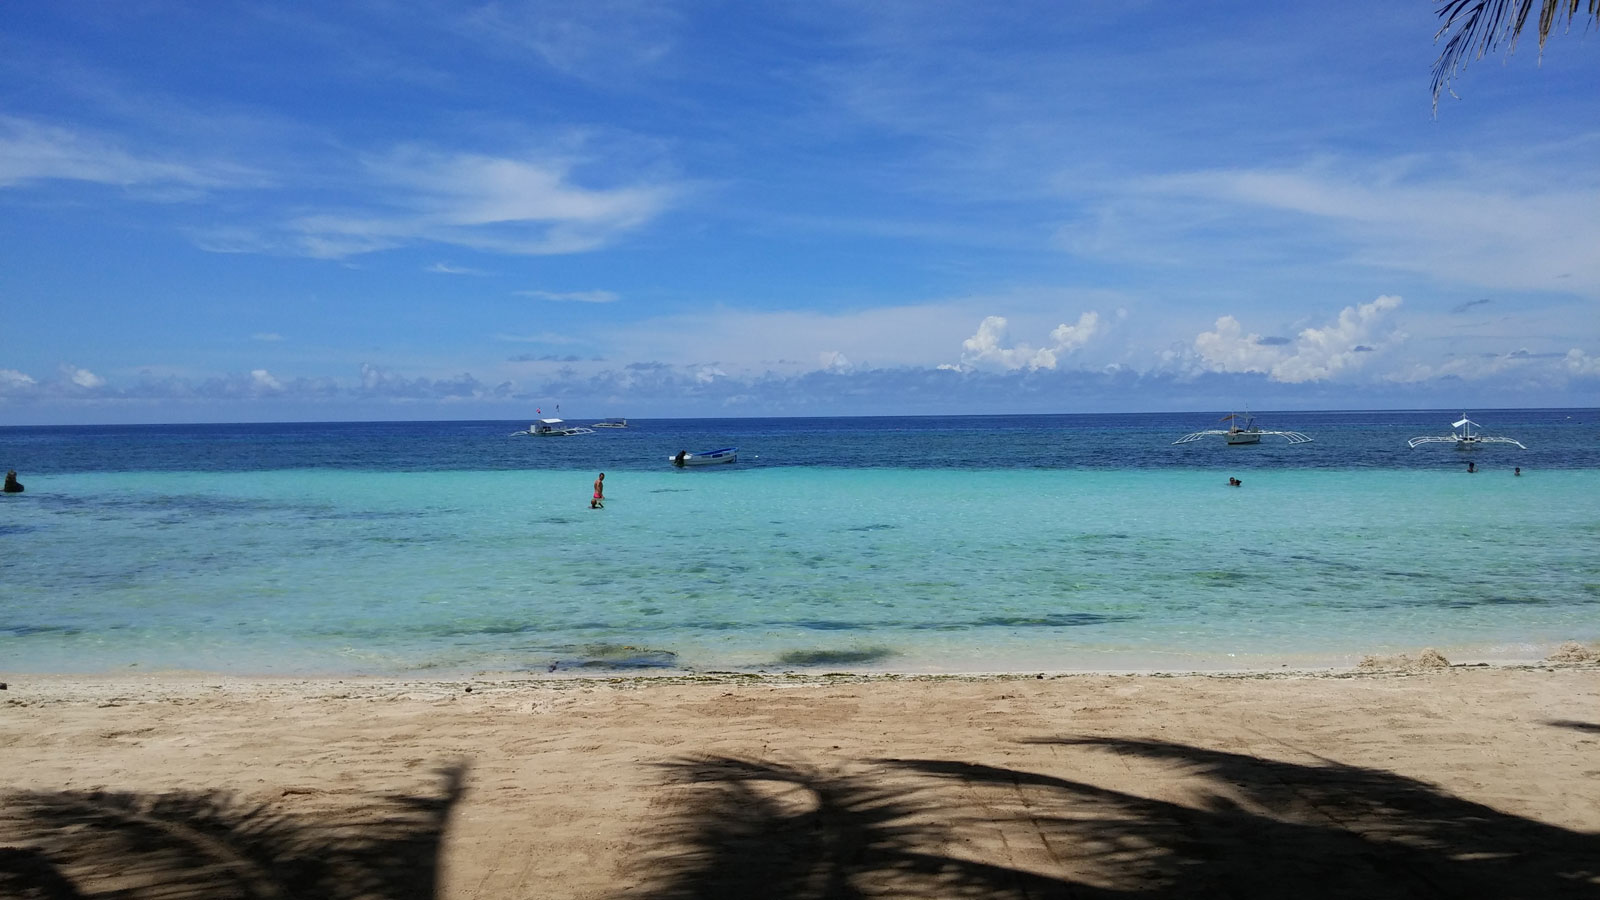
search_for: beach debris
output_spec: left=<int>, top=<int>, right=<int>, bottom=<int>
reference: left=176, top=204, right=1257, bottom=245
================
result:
left=1416, top=648, right=1450, bottom=668
left=1357, top=648, right=1451, bottom=672
left=1546, top=641, right=1600, bottom=664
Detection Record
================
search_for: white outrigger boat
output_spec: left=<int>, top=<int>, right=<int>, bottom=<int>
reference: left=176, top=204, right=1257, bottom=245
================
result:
left=669, top=447, right=737, bottom=466
left=1407, top=414, right=1525, bottom=450
left=1173, top=411, right=1312, bottom=445
left=511, top=418, right=596, bottom=437
left=592, top=418, right=629, bottom=428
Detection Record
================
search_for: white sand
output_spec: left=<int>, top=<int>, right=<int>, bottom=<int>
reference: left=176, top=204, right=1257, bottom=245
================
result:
left=3, top=665, right=1599, bottom=897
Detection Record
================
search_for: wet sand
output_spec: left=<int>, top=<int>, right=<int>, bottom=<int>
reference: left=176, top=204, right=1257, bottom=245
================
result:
left=3, top=665, right=1599, bottom=898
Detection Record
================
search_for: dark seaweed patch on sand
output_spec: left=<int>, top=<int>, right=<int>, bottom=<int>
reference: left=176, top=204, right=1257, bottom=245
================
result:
left=973, top=613, right=1135, bottom=628
left=1, top=623, right=81, bottom=637
left=777, top=647, right=895, bottom=666
left=551, top=643, right=679, bottom=669
left=792, top=620, right=865, bottom=631
left=1193, top=570, right=1250, bottom=585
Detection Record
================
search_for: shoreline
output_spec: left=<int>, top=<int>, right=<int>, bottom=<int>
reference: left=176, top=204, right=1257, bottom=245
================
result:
left=5, top=653, right=1598, bottom=698
left=5, top=637, right=1597, bottom=688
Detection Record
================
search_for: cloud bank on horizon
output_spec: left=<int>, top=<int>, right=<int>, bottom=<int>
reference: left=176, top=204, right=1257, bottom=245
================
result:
left=1, top=1, right=1595, bottom=423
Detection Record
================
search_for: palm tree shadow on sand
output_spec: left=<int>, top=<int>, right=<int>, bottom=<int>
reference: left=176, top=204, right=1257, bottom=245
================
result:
left=623, top=739, right=1599, bottom=899
left=618, top=756, right=1075, bottom=900
left=0, top=764, right=465, bottom=900
left=1545, top=719, right=1600, bottom=735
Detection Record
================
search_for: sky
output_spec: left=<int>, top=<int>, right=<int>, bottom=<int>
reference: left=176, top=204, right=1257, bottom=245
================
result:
left=2, top=1, right=1596, bottom=424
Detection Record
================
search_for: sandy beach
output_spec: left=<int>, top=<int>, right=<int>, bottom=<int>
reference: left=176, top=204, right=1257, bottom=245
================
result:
left=3, top=664, right=1599, bottom=898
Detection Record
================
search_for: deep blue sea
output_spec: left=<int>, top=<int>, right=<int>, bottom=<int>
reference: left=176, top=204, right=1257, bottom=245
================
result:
left=3, top=409, right=1597, bottom=676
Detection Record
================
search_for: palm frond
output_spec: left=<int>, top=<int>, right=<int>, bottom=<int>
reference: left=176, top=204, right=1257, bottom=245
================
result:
left=1431, top=0, right=1598, bottom=109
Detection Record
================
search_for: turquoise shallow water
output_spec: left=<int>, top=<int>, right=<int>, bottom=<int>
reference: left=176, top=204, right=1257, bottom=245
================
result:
left=4, top=456, right=1597, bottom=675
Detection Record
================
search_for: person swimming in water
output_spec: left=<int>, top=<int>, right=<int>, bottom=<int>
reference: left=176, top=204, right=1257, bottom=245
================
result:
left=3, top=470, right=22, bottom=493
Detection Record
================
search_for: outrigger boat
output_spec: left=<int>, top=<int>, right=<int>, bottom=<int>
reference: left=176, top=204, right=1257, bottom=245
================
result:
left=592, top=418, right=629, bottom=428
left=1407, top=414, right=1525, bottom=450
left=511, top=418, right=596, bottom=436
left=1173, top=411, right=1312, bottom=445
left=670, top=447, right=737, bottom=466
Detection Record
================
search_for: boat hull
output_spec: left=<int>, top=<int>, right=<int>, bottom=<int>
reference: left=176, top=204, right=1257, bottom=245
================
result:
left=670, top=448, right=737, bottom=466
left=513, top=418, right=595, bottom=436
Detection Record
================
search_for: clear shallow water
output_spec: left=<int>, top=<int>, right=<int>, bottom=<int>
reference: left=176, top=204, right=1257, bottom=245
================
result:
left=3, top=410, right=1597, bottom=675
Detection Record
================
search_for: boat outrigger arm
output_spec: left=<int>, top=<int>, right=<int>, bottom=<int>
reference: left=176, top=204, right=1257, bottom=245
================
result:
left=1407, top=415, right=1526, bottom=449
left=1172, top=429, right=1313, bottom=445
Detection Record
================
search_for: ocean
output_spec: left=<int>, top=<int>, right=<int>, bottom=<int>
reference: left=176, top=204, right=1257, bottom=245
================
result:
left=2, top=409, right=1597, bottom=676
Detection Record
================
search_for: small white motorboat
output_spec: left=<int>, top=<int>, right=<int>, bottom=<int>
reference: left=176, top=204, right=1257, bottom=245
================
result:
left=1173, top=411, right=1312, bottom=445
left=592, top=418, right=629, bottom=428
left=669, top=447, right=737, bottom=466
left=511, top=418, right=596, bottom=437
left=1407, top=414, right=1526, bottom=450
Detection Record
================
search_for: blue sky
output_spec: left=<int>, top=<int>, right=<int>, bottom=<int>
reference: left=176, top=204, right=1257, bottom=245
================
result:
left=2, top=1, right=1596, bottom=424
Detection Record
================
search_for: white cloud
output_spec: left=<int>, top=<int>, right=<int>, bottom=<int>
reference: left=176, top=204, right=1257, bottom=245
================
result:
left=354, top=363, right=503, bottom=399
left=1049, top=311, right=1103, bottom=352
left=0, top=115, right=247, bottom=191
left=1387, top=349, right=1542, bottom=384
left=1271, top=295, right=1402, bottom=383
left=961, top=316, right=1058, bottom=371
left=1192, top=295, right=1403, bottom=383
left=514, top=289, right=619, bottom=303
left=1192, top=316, right=1284, bottom=375
left=277, top=148, right=678, bottom=259
left=1135, top=160, right=1600, bottom=297
left=583, top=292, right=1130, bottom=383
left=177, top=143, right=682, bottom=260
left=692, top=365, right=727, bottom=384
left=0, top=369, right=38, bottom=390
left=250, top=369, right=283, bottom=392
left=959, top=311, right=1105, bottom=371
left=819, top=350, right=852, bottom=371
left=457, top=0, right=681, bottom=83
left=252, top=332, right=284, bottom=342
left=62, top=365, right=105, bottom=389
left=1566, top=349, right=1600, bottom=376
left=427, top=262, right=486, bottom=275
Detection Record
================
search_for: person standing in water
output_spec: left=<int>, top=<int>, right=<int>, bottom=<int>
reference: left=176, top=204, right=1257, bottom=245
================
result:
left=3, top=470, right=22, bottom=493
left=591, top=472, right=605, bottom=509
